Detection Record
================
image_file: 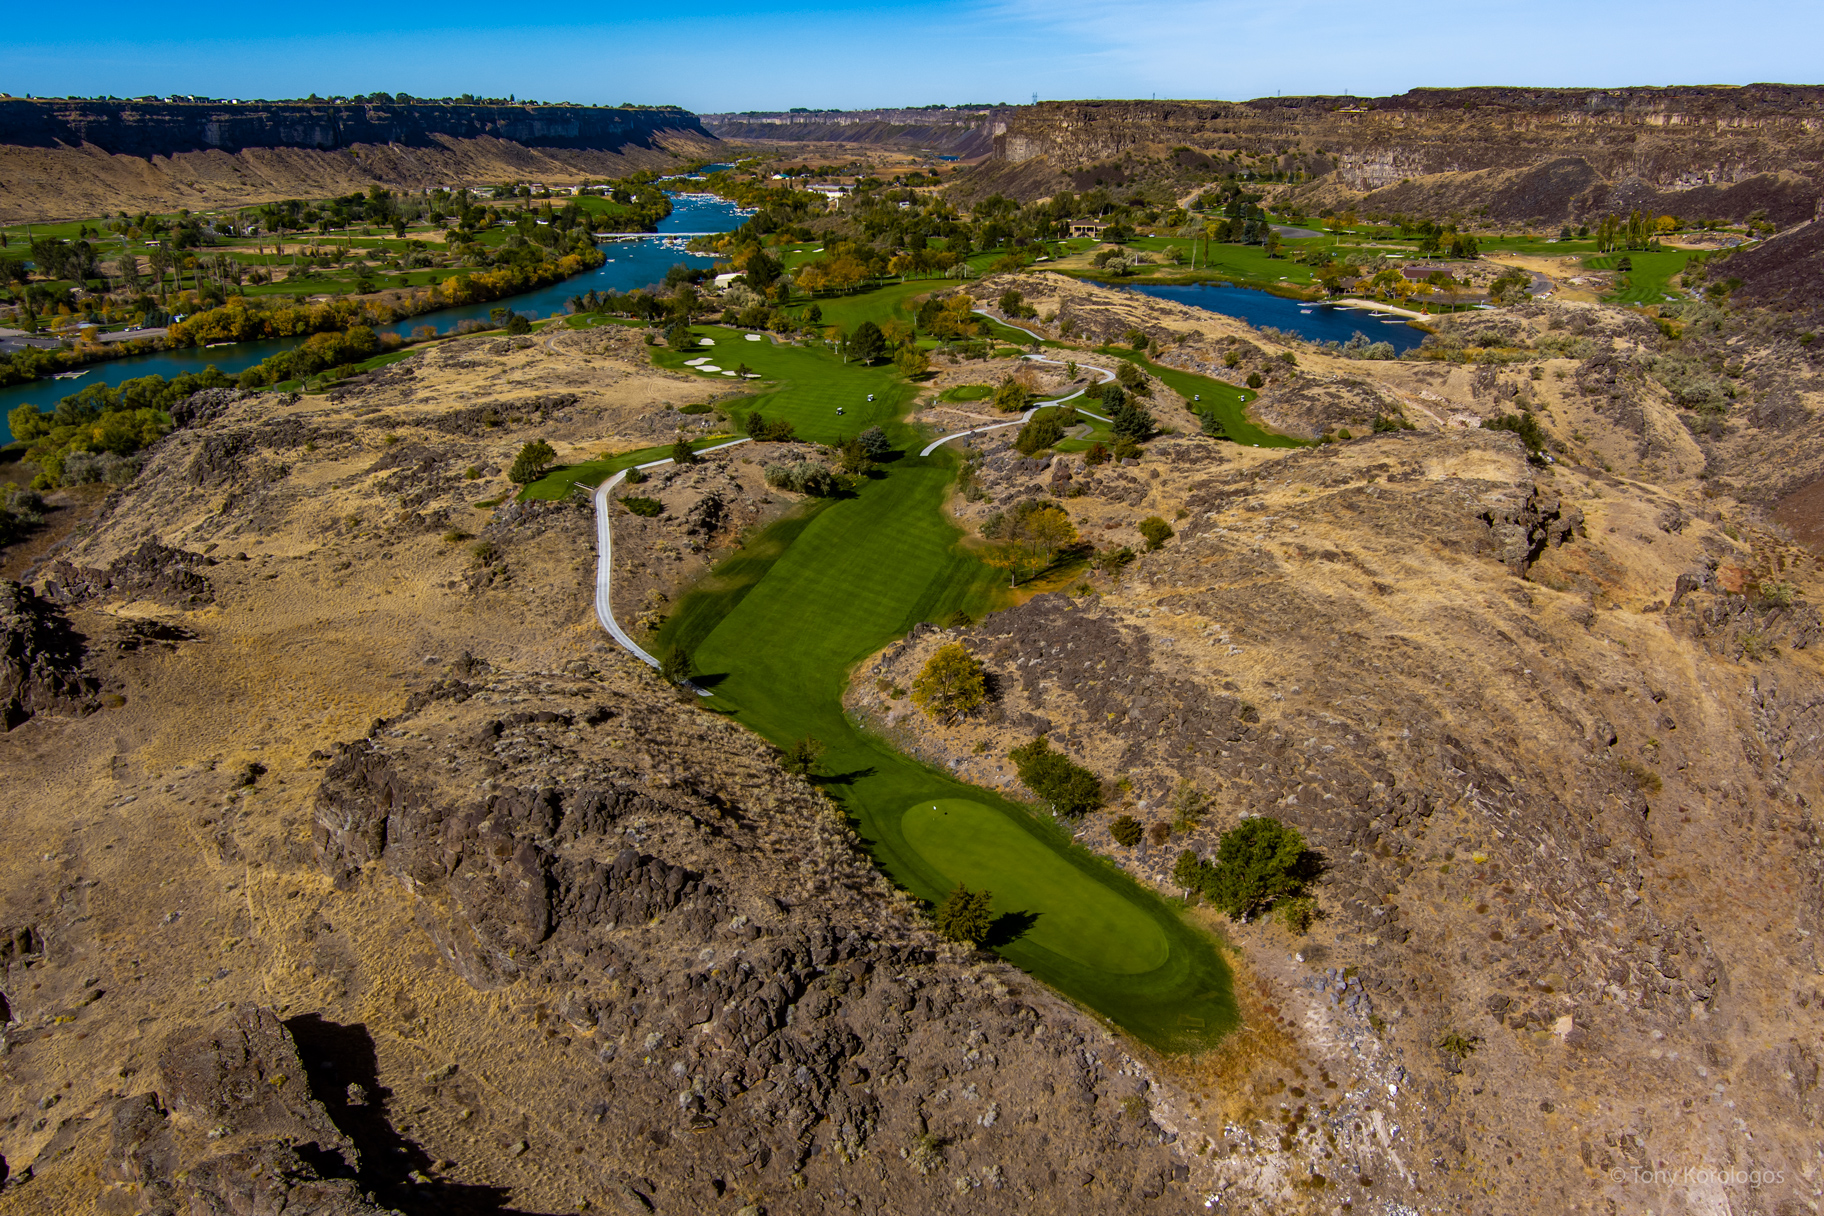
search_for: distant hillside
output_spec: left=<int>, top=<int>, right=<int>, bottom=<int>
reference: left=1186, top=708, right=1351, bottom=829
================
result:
left=701, top=107, right=1006, bottom=158
left=951, top=86, right=1824, bottom=224
left=1711, top=218, right=1824, bottom=303
left=0, top=98, right=719, bottom=221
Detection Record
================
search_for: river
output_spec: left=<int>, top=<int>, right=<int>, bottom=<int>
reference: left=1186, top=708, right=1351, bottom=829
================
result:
left=0, top=191, right=748, bottom=443
left=5, top=199, right=1432, bottom=444
left=1121, top=281, right=1430, bottom=354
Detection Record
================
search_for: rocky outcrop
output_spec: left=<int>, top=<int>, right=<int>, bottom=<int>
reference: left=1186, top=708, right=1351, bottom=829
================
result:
left=0, top=580, right=96, bottom=730
left=82, top=1009, right=393, bottom=1215
left=304, top=673, right=1206, bottom=1213
left=38, top=540, right=215, bottom=609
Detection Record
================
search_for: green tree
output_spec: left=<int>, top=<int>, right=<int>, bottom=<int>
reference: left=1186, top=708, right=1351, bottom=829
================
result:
left=744, top=249, right=782, bottom=289
left=1014, top=413, right=1064, bottom=456
left=894, top=345, right=931, bottom=378
left=660, top=646, right=693, bottom=685
left=1005, top=503, right=1077, bottom=582
left=505, top=312, right=532, bottom=335
left=1169, top=779, right=1207, bottom=832
left=1110, top=399, right=1155, bottom=441
left=671, top=436, right=698, bottom=465
left=857, top=426, right=891, bottom=457
left=1138, top=516, right=1174, bottom=551
left=1173, top=849, right=1213, bottom=896
left=508, top=440, right=557, bottom=485
left=781, top=736, right=824, bottom=777
left=8, top=403, right=52, bottom=443
left=992, top=376, right=1032, bottom=414
left=837, top=436, right=872, bottom=475
left=1115, top=361, right=1150, bottom=395
left=1110, top=814, right=1143, bottom=847
left=933, top=884, right=995, bottom=946
left=1204, top=817, right=1310, bottom=921
left=847, top=319, right=886, bottom=363
left=911, top=643, right=988, bottom=724
left=1480, top=412, right=1547, bottom=453
left=1008, top=736, right=1102, bottom=818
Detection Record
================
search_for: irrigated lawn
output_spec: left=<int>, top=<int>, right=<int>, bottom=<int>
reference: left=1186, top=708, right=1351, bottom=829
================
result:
left=1125, top=238, right=1313, bottom=290
left=655, top=448, right=1239, bottom=1052
left=805, top=279, right=946, bottom=333
left=904, top=799, right=1170, bottom=975
left=1585, top=250, right=1694, bottom=305
left=652, top=326, right=914, bottom=446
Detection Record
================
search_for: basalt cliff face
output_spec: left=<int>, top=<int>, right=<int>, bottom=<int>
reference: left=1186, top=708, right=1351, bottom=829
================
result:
left=0, top=99, right=710, bottom=157
left=970, top=86, right=1824, bottom=223
left=0, top=100, right=718, bottom=222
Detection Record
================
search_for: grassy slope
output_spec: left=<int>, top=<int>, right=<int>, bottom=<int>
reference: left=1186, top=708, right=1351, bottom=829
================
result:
left=651, top=327, right=913, bottom=446
left=518, top=434, right=735, bottom=501
left=1584, top=250, right=1694, bottom=305
left=648, top=340, right=1237, bottom=1052
left=1094, top=347, right=1303, bottom=450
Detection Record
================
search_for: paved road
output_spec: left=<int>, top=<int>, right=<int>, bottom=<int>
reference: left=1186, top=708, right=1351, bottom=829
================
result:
left=918, top=355, right=1115, bottom=457
left=590, top=437, right=753, bottom=693
left=971, top=309, right=1046, bottom=343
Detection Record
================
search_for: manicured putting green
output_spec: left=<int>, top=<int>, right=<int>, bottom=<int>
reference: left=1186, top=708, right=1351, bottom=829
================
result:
left=939, top=384, right=994, bottom=404
left=904, top=799, right=1169, bottom=975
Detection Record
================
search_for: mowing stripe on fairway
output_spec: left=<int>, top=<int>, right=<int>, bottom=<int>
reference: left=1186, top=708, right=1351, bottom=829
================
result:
left=904, top=799, right=1169, bottom=975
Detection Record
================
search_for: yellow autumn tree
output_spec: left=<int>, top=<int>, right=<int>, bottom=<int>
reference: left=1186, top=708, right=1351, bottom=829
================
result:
left=912, top=643, right=988, bottom=724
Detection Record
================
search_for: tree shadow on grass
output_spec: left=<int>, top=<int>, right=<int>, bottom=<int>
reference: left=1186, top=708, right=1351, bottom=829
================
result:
left=812, top=765, right=878, bottom=788
left=688, top=671, right=731, bottom=690
left=984, top=909, right=1041, bottom=949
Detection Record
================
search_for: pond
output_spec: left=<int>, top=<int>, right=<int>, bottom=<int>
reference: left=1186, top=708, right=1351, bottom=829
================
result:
left=1, top=191, right=749, bottom=443
left=1120, top=281, right=1429, bottom=354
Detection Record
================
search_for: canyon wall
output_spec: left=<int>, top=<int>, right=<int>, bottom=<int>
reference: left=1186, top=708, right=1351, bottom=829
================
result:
left=0, top=98, right=710, bottom=157
left=0, top=99, right=719, bottom=221
left=978, top=86, right=1824, bottom=222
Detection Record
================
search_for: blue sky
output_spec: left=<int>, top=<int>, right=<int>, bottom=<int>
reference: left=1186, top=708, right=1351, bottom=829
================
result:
left=5, top=0, right=1819, bottom=112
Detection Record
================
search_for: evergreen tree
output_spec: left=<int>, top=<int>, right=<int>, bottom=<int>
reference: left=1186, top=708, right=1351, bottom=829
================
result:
left=660, top=647, right=692, bottom=686
left=847, top=319, right=886, bottom=363
left=1204, top=817, right=1311, bottom=921
left=933, top=884, right=995, bottom=945
left=508, top=440, right=557, bottom=485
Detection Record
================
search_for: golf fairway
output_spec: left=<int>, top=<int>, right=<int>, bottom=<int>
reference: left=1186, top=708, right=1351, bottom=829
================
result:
left=657, top=441, right=1238, bottom=1053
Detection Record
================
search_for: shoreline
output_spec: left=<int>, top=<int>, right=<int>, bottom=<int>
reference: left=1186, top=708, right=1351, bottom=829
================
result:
left=1331, top=297, right=1433, bottom=321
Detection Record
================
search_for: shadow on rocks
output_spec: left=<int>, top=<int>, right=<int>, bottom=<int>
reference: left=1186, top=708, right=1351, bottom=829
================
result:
left=285, top=1014, right=554, bottom=1216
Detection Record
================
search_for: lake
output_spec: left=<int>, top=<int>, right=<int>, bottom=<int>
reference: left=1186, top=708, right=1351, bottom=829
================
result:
left=0, top=192, right=748, bottom=443
left=1121, top=281, right=1429, bottom=354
